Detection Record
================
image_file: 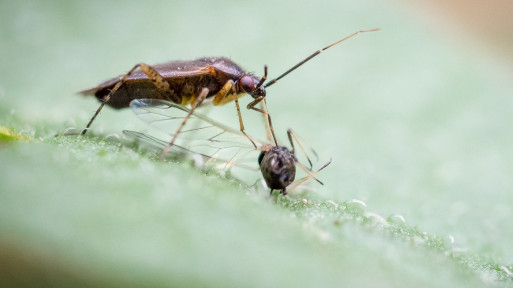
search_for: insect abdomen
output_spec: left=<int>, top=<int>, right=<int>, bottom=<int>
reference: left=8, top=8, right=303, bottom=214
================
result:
left=259, top=146, right=296, bottom=191
left=90, top=75, right=221, bottom=109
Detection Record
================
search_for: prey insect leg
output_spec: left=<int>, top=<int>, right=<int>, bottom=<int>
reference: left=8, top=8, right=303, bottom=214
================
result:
left=287, top=129, right=314, bottom=170
left=287, top=129, right=324, bottom=185
left=286, top=159, right=332, bottom=194
left=82, top=63, right=180, bottom=135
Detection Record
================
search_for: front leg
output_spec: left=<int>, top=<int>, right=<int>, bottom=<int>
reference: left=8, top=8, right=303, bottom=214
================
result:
left=213, top=80, right=257, bottom=148
left=247, top=97, right=278, bottom=146
left=212, top=80, right=240, bottom=105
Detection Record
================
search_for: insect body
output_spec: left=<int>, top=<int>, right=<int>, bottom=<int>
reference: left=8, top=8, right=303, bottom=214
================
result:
left=80, top=57, right=265, bottom=109
left=125, top=99, right=331, bottom=195
left=81, top=57, right=270, bottom=149
left=80, top=29, right=379, bottom=152
left=258, top=146, right=297, bottom=192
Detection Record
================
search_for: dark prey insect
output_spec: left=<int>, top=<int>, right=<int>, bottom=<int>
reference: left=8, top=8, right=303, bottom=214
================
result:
left=125, top=99, right=331, bottom=195
left=80, top=29, right=379, bottom=154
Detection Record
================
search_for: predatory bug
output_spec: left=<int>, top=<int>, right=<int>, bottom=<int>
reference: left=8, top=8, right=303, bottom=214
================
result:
left=80, top=29, right=379, bottom=153
left=125, top=99, right=331, bottom=195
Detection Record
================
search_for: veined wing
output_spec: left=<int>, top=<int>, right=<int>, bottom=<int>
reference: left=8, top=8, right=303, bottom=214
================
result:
left=123, top=130, right=259, bottom=171
left=129, top=99, right=267, bottom=169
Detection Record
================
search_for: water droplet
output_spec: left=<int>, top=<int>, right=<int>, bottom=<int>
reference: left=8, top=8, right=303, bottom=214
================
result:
left=444, top=235, right=455, bottom=248
left=411, top=236, right=426, bottom=246
left=318, top=231, right=331, bottom=242
left=326, top=200, right=338, bottom=208
left=346, top=199, right=367, bottom=214
left=347, top=199, right=367, bottom=207
left=105, top=133, right=121, bottom=140
left=500, top=266, right=512, bottom=276
left=192, top=154, right=204, bottom=167
left=364, top=212, right=389, bottom=227
left=62, top=127, right=77, bottom=135
left=388, top=214, right=406, bottom=224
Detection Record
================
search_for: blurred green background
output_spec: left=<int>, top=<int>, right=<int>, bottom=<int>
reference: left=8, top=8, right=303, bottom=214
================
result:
left=1, top=0, right=513, bottom=287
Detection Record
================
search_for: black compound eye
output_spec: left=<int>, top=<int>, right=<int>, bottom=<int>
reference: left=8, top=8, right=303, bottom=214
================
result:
left=240, top=75, right=255, bottom=93
left=258, top=151, right=265, bottom=166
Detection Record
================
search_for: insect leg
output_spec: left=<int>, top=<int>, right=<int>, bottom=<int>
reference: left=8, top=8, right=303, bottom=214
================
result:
left=296, top=160, right=323, bottom=185
left=247, top=98, right=278, bottom=146
left=259, top=101, right=273, bottom=143
left=286, top=159, right=332, bottom=193
left=161, top=87, right=209, bottom=159
left=82, top=63, right=180, bottom=135
left=212, top=80, right=258, bottom=148
left=234, top=98, right=258, bottom=149
left=287, top=129, right=314, bottom=170
left=212, top=80, right=238, bottom=105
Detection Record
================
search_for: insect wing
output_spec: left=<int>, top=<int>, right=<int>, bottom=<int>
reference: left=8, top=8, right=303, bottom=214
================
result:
left=79, top=61, right=215, bottom=96
left=122, top=130, right=227, bottom=168
left=129, top=99, right=262, bottom=168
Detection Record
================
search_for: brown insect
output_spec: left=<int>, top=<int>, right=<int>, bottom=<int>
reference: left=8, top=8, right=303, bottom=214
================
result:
left=80, top=29, right=379, bottom=153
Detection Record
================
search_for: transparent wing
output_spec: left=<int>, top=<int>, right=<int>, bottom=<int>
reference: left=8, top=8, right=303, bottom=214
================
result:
left=129, top=99, right=267, bottom=169
left=123, top=130, right=259, bottom=171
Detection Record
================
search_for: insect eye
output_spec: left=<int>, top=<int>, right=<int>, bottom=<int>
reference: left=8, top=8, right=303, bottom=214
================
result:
left=258, top=151, right=265, bottom=166
left=240, top=75, right=255, bottom=93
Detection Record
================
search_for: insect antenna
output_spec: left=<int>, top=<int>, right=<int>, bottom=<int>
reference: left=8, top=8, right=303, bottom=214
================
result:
left=264, top=28, right=380, bottom=88
left=287, top=158, right=332, bottom=193
left=255, top=65, right=268, bottom=88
